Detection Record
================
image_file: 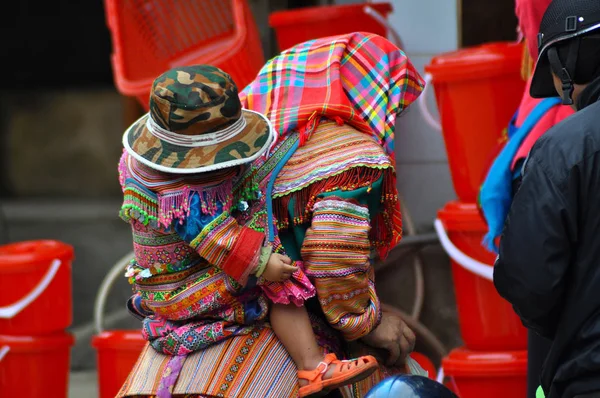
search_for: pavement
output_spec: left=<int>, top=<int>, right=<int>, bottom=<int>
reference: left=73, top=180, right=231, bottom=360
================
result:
left=69, top=372, right=98, bottom=398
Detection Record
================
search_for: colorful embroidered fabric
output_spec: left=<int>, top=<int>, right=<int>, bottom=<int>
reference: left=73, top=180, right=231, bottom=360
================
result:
left=120, top=148, right=266, bottom=286
left=120, top=138, right=308, bottom=397
left=120, top=134, right=315, bottom=357
left=239, top=139, right=317, bottom=306
left=271, top=122, right=392, bottom=198
left=119, top=150, right=240, bottom=228
left=258, top=233, right=316, bottom=307
left=142, top=315, right=260, bottom=357
left=120, top=32, right=426, bottom=398
left=240, top=32, right=425, bottom=258
left=118, top=323, right=397, bottom=398
left=301, top=198, right=381, bottom=341
left=188, top=208, right=264, bottom=286
left=134, top=264, right=252, bottom=322
left=128, top=220, right=204, bottom=281
left=271, top=121, right=397, bottom=255
left=122, top=130, right=393, bottom=395
left=119, top=152, right=265, bottom=343
left=239, top=32, right=424, bottom=161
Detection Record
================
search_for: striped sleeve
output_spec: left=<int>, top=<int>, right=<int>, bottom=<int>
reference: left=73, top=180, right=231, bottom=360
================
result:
left=301, top=198, right=381, bottom=341
left=188, top=211, right=264, bottom=286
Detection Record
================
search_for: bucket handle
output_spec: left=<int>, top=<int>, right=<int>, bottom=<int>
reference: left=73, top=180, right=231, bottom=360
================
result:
left=434, top=219, right=494, bottom=282
left=0, top=346, right=9, bottom=363
left=363, top=5, right=405, bottom=50
left=436, top=367, right=444, bottom=384
left=419, top=73, right=443, bottom=131
left=0, top=259, right=62, bottom=319
left=435, top=367, right=460, bottom=394
left=94, top=251, right=135, bottom=333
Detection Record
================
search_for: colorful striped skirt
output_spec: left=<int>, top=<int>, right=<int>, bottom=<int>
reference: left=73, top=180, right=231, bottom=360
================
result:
left=118, top=325, right=396, bottom=398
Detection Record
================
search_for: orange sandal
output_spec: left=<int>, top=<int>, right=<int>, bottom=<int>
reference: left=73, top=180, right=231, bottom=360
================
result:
left=297, top=353, right=379, bottom=397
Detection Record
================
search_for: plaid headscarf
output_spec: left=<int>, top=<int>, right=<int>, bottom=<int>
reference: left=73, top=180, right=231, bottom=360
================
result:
left=239, top=32, right=425, bottom=164
left=240, top=32, right=424, bottom=258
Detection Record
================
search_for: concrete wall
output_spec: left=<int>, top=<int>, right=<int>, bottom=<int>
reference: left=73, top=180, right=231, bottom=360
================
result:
left=369, top=0, right=460, bottom=228
left=380, top=0, right=463, bottom=360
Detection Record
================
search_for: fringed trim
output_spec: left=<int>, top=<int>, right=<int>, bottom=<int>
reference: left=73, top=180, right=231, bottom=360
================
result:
left=232, top=166, right=261, bottom=204
left=121, top=180, right=237, bottom=228
left=378, top=169, right=403, bottom=260
left=273, top=165, right=401, bottom=254
left=371, top=210, right=402, bottom=260
left=120, top=185, right=160, bottom=227
left=120, top=152, right=252, bottom=229
left=273, top=166, right=384, bottom=229
left=157, top=180, right=234, bottom=227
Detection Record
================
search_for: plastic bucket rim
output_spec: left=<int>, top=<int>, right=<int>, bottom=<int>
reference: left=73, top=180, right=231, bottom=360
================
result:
left=0, top=240, right=74, bottom=269
left=269, top=2, right=393, bottom=26
left=92, top=330, right=147, bottom=350
left=424, top=42, right=523, bottom=83
left=0, top=332, right=75, bottom=352
left=437, top=201, right=487, bottom=231
left=427, top=41, right=523, bottom=65
left=442, top=348, right=527, bottom=377
left=426, top=66, right=524, bottom=83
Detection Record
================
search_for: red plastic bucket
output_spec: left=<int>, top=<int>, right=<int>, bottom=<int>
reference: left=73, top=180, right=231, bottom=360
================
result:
left=92, top=330, right=147, bottom=398
left=269, top=3, right=393, bottom=52
left=423, top=42, right=526, bottom=202
left=442, top=347, right=527, bottom=398
left=0, top=332, right=74, bottom=398
left=435, top=202, right=527, bottom=351
left=0, top=240, right=73, bottom=335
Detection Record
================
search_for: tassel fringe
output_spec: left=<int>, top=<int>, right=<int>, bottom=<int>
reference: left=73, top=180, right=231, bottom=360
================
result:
left=273, top=166, right=400, bottom=256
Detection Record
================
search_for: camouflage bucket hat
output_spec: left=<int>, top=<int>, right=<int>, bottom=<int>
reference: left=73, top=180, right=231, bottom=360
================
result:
left=123, top=65, right=274, bottom=174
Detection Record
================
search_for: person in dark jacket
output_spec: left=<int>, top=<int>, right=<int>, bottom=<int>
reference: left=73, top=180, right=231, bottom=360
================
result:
left=493, top=1, right=600, bottom=398
left=512, top=2, right=574, bottom=397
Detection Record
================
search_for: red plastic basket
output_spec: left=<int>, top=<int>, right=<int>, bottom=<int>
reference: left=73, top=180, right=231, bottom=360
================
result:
left=104, top=0, right=264, bottom=110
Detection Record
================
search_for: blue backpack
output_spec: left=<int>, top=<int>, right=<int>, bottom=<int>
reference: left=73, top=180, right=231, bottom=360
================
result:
left=478, top=97, right=561, bottom=253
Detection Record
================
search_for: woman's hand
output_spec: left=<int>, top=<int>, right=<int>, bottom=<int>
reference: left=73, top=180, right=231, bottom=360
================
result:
left=360, top=312, right=416, bottom=367
left=262, top=253, right=298, bottom=282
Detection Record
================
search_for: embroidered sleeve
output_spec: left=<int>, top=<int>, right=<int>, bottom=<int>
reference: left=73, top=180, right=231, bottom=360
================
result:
left=175, top=193, right=265, bottom=286
left=300, top=198, right=382, bottom=341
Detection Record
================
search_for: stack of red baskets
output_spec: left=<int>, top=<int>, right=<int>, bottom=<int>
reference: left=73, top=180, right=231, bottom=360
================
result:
left=425, top=43, right=529, bottom=398
left=0, top=240, right=75, bottom=398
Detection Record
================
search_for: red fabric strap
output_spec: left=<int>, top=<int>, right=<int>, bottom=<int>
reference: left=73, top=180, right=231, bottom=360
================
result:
left=221, top=227, right=264, bottom=285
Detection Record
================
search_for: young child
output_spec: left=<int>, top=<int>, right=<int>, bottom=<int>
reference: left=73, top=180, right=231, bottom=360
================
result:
left=120, top=65, right=378, bottom=397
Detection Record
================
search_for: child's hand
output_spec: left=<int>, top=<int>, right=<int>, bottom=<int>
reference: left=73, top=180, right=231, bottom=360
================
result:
left=262, top=253, right=298, bottom=282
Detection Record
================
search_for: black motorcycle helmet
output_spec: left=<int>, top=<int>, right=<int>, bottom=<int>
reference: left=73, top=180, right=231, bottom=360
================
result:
left=530, top=0, right=600, bottom=105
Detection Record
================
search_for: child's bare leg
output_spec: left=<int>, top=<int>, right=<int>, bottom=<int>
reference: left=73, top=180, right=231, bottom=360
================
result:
left=270, top=303, right=335, bottom=384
